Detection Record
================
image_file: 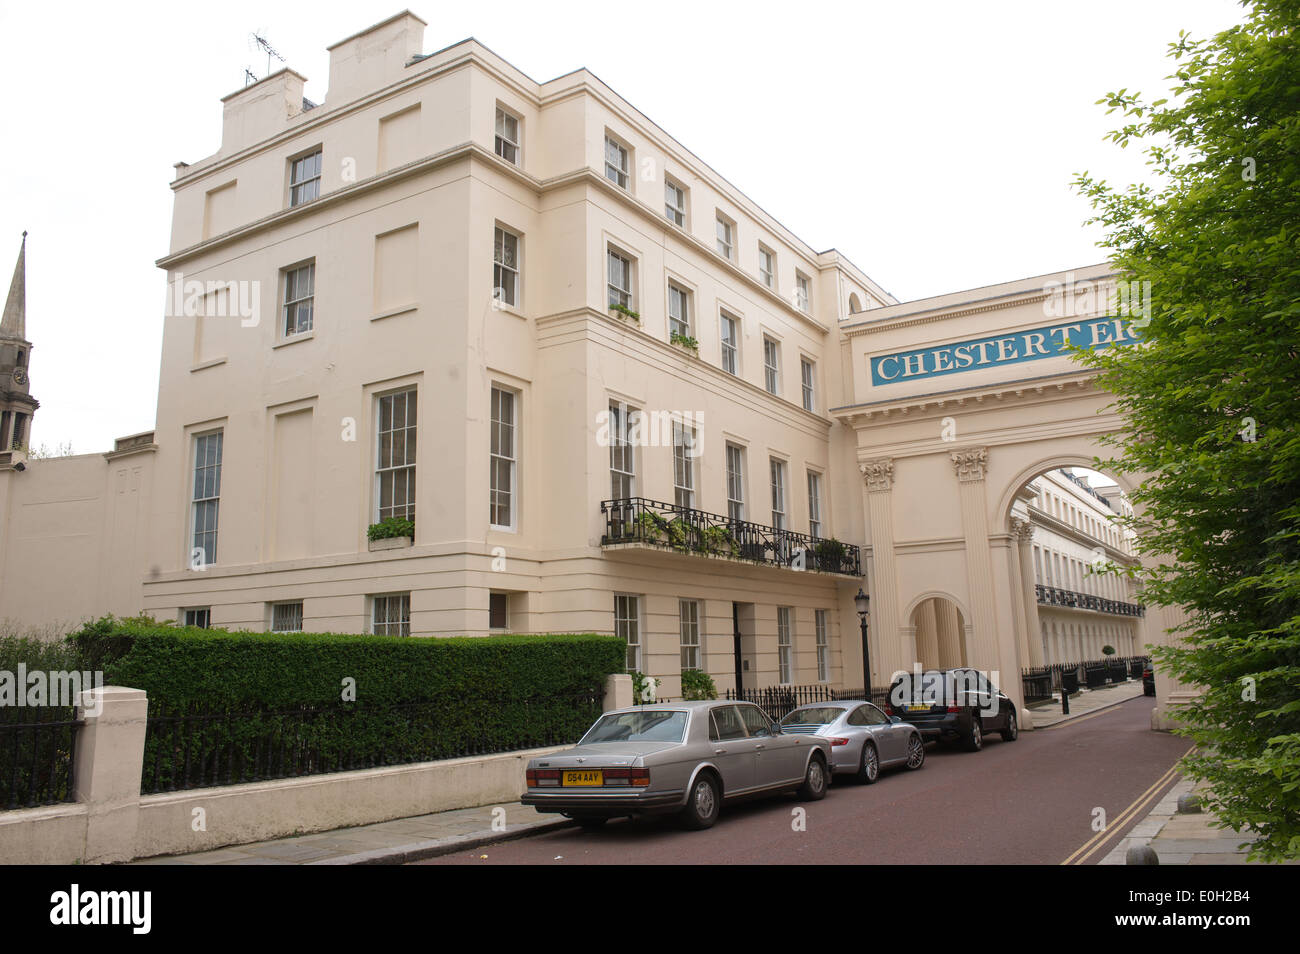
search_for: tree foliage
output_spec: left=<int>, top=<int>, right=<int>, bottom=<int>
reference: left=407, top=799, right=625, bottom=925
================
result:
left=1074, top=0, right=1300, bottom=861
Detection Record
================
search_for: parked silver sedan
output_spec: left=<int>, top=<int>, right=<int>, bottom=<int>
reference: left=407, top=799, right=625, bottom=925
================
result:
left=521, top=701, right=832, bottom=830
left=778, top=701, right=926, bottom=783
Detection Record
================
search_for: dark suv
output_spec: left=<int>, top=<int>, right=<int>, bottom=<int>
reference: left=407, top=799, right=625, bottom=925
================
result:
left=885, top=668, right=1018, bottom=751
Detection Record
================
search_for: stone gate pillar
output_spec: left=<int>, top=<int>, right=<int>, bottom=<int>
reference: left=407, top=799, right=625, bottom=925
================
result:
left=1012, top=517, right=1046, bottom=667
left=951, top=448, right=1003, bottom=671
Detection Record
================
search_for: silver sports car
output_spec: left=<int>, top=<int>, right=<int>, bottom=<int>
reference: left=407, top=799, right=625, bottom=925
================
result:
left=778, top=700, right=926, bottom=782
left=521, top=700, right=833, bottom=830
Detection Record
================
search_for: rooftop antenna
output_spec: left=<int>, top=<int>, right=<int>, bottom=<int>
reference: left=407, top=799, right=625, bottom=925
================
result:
left=250, top=32, right=285, bottom=77
left=243, top=67, right=258, bottom=87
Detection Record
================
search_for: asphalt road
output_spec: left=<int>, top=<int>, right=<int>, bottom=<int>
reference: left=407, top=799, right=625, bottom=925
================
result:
left=420, top=695, right=1190, bottom=865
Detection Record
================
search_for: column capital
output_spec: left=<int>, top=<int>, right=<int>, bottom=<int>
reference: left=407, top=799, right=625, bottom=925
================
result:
left=859, top=457, right=894, bottom=493
left=1010, top=516, right=1036, bottom=543
left=950, top=447, right=988, bottom=483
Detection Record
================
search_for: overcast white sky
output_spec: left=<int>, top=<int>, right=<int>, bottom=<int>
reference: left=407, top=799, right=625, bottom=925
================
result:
left=0, top=0, right=1249, bottom=453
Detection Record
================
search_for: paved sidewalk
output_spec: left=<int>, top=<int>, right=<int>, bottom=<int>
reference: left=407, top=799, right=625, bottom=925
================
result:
left=1027, top=679, right=1147, bottom=728
left=129, top=800, right=567, bottom=865
left=134, top=684, right=1155, bottom=866
left=1100, top=779, right=1299, bottom=865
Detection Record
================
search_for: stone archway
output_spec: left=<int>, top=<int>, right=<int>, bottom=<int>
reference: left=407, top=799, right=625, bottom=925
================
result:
left=907, top=595, right=967, bottom=670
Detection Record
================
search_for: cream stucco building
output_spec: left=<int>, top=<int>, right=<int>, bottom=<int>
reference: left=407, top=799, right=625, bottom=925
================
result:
left=0, top=12, right=1190, bottom=727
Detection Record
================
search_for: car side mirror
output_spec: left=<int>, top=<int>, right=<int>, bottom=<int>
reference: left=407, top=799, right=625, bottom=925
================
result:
left=890, top=716, right=902, bottom=724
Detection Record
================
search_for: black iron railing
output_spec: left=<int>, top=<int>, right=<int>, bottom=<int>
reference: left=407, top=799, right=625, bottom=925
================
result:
left=724, top=685, right=890, bottom=722
left=140, top=689, right=603, bottom=795
left=1, top=705, right=82, bottom=811
left=1035, top=584, right=1145, bottom=617
left=1021, top=668, right=1055, bottom=706
left=601, top=497, right=861, bottom=576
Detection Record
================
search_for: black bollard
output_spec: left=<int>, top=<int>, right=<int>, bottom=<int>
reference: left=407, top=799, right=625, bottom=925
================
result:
left=1061, top=687, right=1070, bottom=715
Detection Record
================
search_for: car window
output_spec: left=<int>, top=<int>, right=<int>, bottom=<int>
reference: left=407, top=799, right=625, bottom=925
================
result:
left=738, top=705, right=774, bottom=738
left=581, top=710, right=688, bottom=743
left=846, top=706, right=869, bottom=726
left=780, top=707, right=843, bottom=726
left=709, top=705, right=748, bottom=742
left=862, top=704, right=889, bottom=725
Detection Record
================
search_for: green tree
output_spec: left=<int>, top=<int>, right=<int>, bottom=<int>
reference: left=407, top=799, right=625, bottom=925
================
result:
left=1073, top=0, right=1300, bottom=860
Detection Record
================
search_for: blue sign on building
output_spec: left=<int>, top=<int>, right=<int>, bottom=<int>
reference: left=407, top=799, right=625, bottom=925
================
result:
left=870, top=316, right=1141, bottom=387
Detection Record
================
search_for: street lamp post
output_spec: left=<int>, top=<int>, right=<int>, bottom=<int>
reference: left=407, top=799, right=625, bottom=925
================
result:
left=855, top=588, right=871, bottom=699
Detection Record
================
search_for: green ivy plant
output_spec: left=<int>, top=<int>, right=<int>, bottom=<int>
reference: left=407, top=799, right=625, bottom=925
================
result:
left=634, top=510, right=670, bottom=543
left=609, top=303, right=641, bottom=322
left=367, top=516, right=415, bottom=541
left=1102, top=645, right=1116, bottom=656
left=813, top=537, right=846, bottom=567
left=670, top=331, right=699, bottom=352
left=681, top=668, right=717, bottom=701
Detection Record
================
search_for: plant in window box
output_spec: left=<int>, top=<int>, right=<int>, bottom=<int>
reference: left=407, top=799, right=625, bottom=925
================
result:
left=634, top=510, right=669, bottom=544
left=608, top=303, right=640, bottom=323
left=367, top=516, right=415, bottom=550
left=669, top=331, right=699, bottom=353
left=701, top=525, right=740, bottom=558
left=812, top=537, right=846, bottom=570
left=666, top=517, right=704, bottom=552
left=680, top=668, right=717, bottom=701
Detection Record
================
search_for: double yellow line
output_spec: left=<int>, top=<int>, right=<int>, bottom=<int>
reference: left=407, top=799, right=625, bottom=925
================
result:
left=1061, top=745, right=1195, bottom=865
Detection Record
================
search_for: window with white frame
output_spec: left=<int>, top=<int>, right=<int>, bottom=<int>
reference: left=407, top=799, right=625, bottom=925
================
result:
left=726, top=444, right=745, bottom=521
left=289, top=150, right=322, bottom=207
left=673, top=420, right=696, bottom=510
left=815, top=609, right=829, bottom=682
left=609, top=401, right=638, bottom=499
left=371, top=593, right=411, bottom=636
left=719, top=311, right=738, bottom=375
left=493, top=226, right=520, bottom=308
left=191, top=430, right=223, bottom=567
left=664, top=178, right=686, bottom=227
left=800, top=358, right=816, bottom=412
left=183, top=608, right=211, bottom=629
left=763, top=337, right=781, bottom=395
left=715, top=213, right=734, bottom=260
left=282, top=262, right=315, bottom=337
left=668, top=283, right=691, bottom=338
left=777, top=606, right=793, bottom=684
left=758, top=245, right=775, bottom=289
left=770, top=457, right=787, bottom=530
left=607, top=248, right=633, bottom=309
left=490, top=386, right=516, bottom=529
left=615, top=594, right=641, bottom=671
left=376, top=389, right=417, bottom=523
left=807, top=471, right=823, bottom=538
left=495, top=107, right=520, bottom=164
left=679, top=599, right=701, bottom=670
left=795, top=272, right=811, bottom=313
left=604, top=135, right=629, bottom=188
left=271, top=601, right=304, bottom=633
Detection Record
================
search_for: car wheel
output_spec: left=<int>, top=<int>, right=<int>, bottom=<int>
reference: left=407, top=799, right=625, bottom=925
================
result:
left=962, top=714, right=983, bottom=752
left=680, top=772, right=720, bottom=830
left=858, top=741, right=880, bottom=784
left=905, top=734, right=925, bottom=770
left=798, top=754, right=829, bottom=800
left=1001, top=708, right=1019, bottom=742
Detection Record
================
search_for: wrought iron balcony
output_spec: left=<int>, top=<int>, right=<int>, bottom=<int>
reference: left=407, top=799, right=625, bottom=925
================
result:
left=600, top=497, right=861, bottom=577
left=1035, top=583, right=1144, bottom=617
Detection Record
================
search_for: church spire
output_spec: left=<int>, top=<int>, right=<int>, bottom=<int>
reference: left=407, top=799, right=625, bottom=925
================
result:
left=0, top=232, right=25, bottom=341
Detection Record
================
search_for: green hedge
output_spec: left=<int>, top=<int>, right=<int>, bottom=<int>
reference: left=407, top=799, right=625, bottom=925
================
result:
left=60, top=618, right=626, bottom=792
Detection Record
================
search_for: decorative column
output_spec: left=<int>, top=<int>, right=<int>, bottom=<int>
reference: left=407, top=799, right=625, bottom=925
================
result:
left=1012, top=518, right=1046, bottom=667
left=951, top=448, right=1002, bottom=671
left=934, top=599, right=965, bottom=668
left=915, top=598, right=940, bottom=670
left=860, top=458, right=905, bottom=685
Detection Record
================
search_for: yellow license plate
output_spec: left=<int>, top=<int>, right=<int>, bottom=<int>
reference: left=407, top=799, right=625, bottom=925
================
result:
left=563, top=770, right=604, bottom=786
left=907, top=704, right=931, bottom=712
